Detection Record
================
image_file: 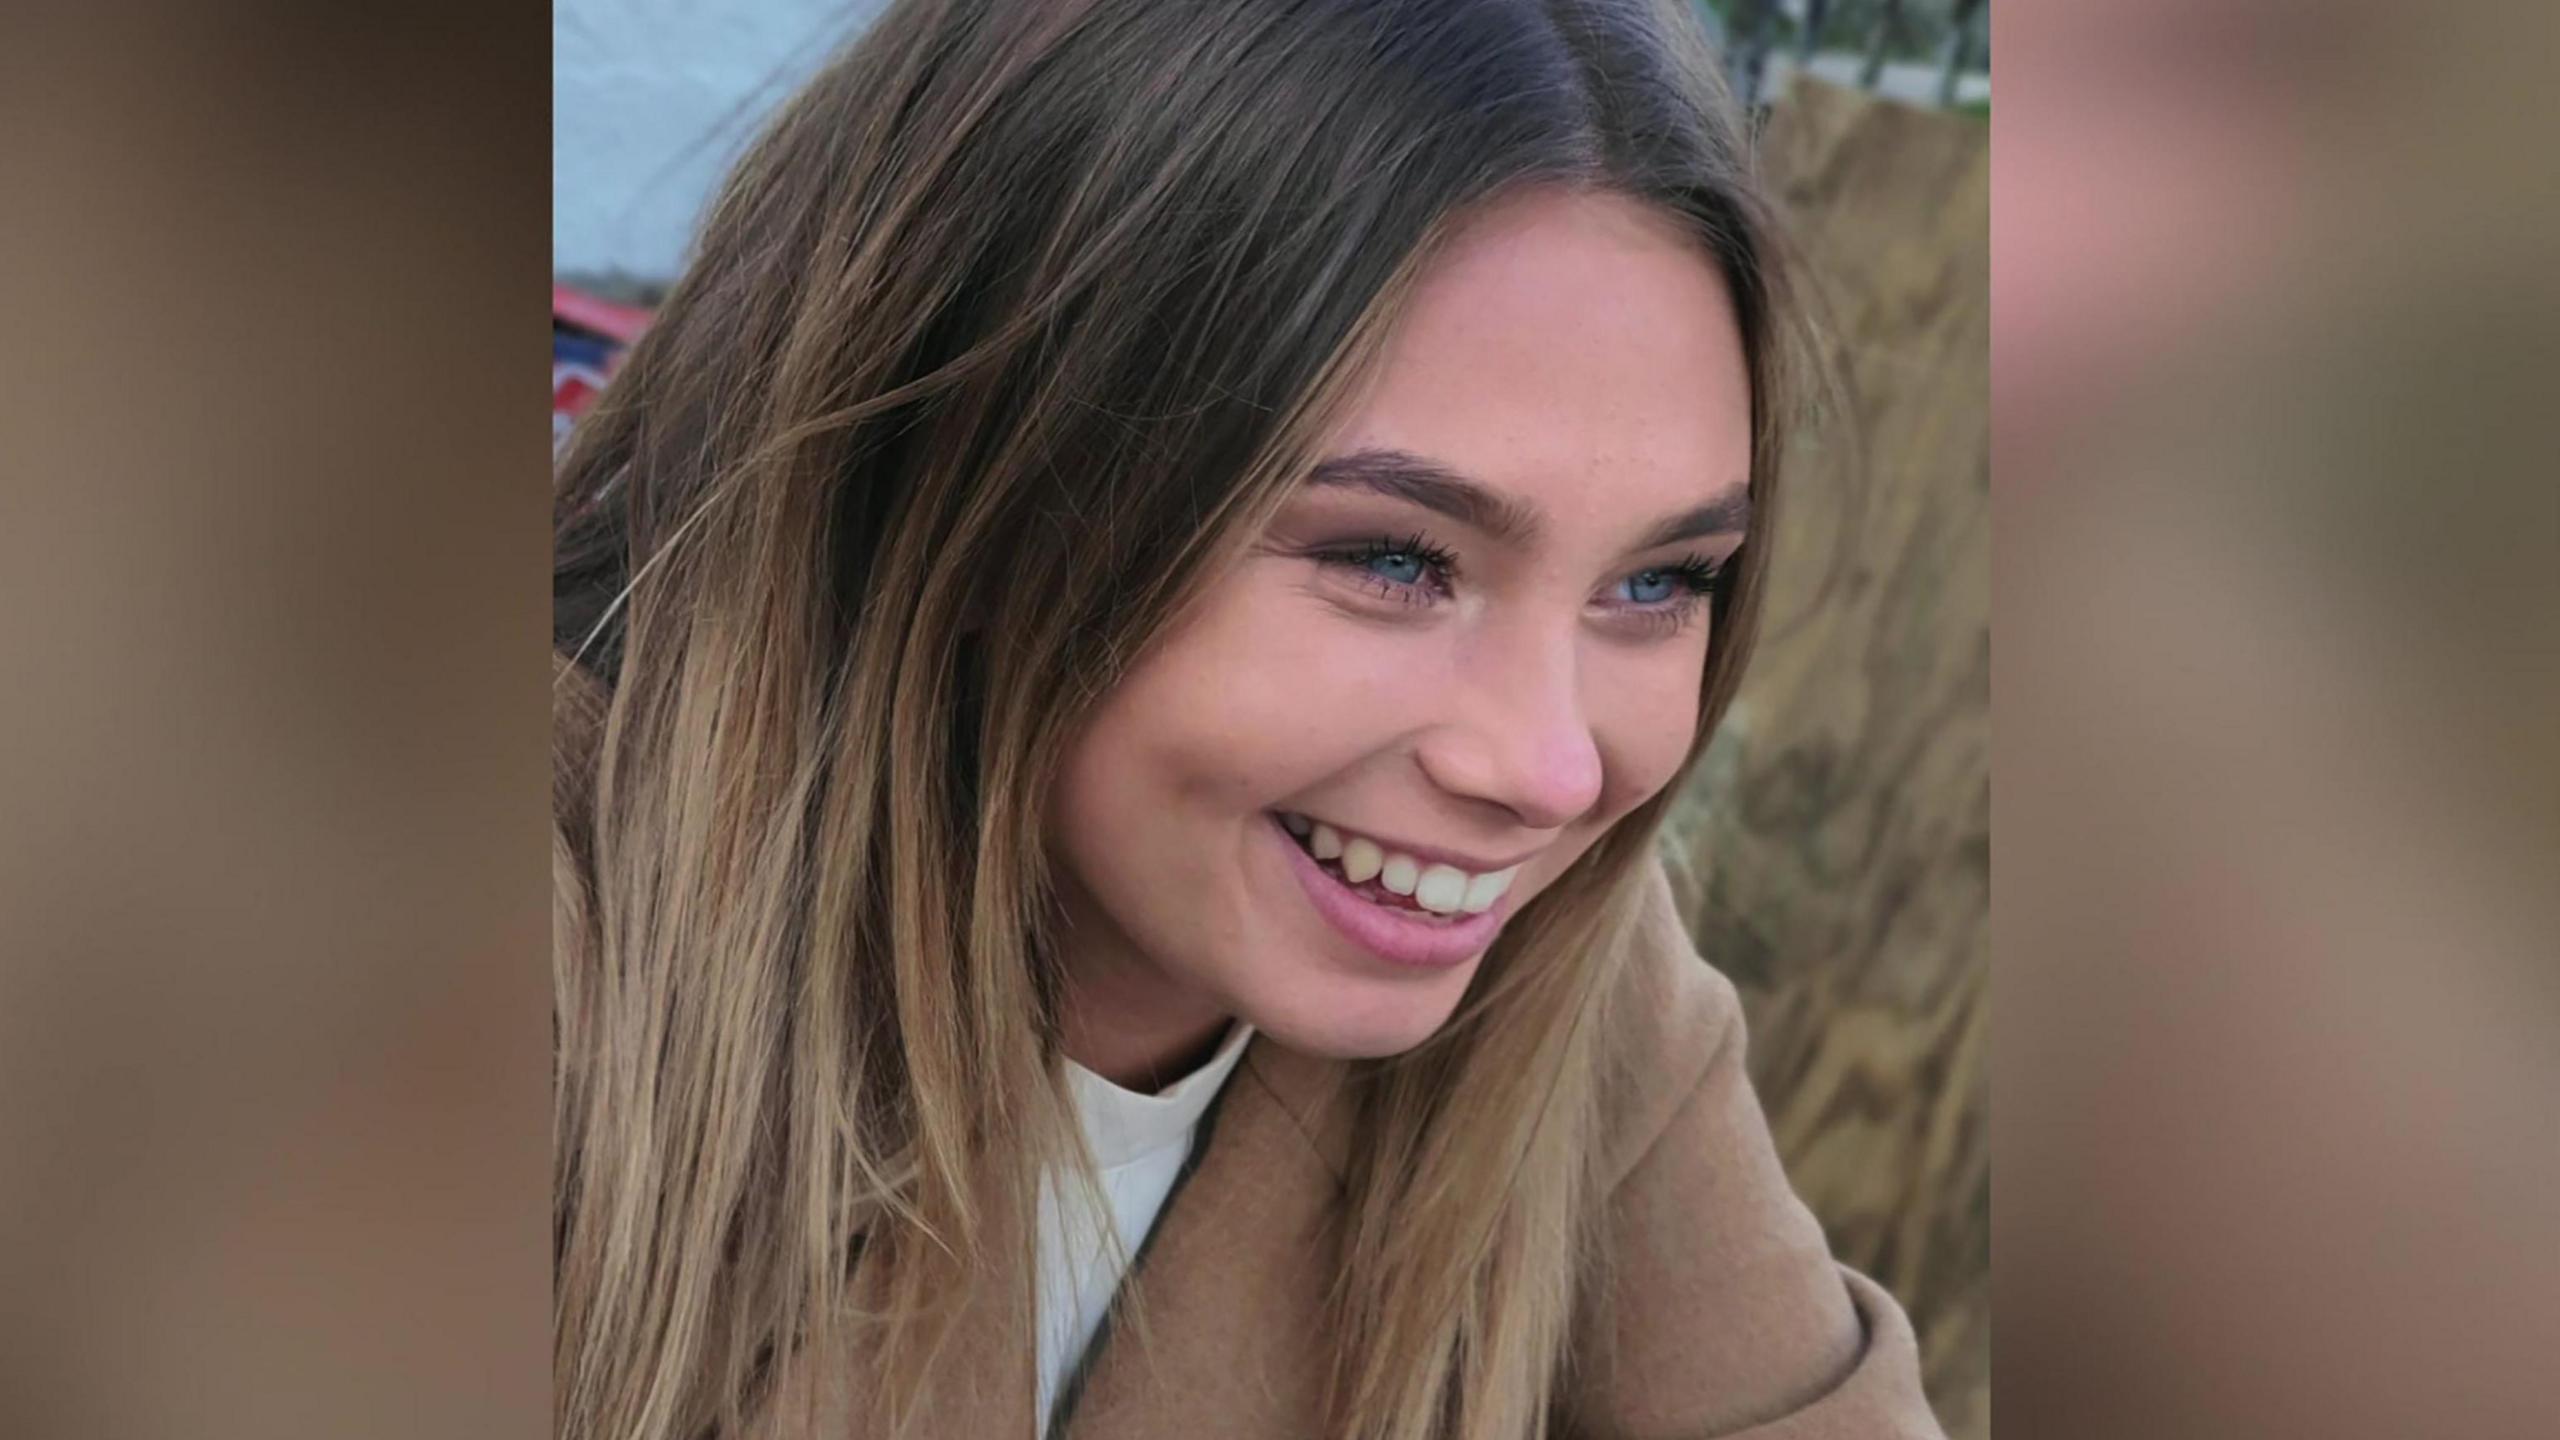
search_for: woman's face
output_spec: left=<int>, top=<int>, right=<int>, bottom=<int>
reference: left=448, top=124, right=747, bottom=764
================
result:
left=1047, top=186, right=1754, bottom=1077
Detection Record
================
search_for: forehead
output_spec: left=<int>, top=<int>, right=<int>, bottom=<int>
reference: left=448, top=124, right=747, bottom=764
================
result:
left=1323, top=186, right=1753, bottom=539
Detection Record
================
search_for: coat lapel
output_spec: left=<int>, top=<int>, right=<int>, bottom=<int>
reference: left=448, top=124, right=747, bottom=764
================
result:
left=752, top=1037, right=1354, bottom=1440
left=1056, top=1035, right=1353, bottom=1439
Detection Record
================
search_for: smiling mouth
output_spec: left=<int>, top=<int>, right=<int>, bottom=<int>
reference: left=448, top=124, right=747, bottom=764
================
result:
left=1269, top=809, right=1495, bottom=917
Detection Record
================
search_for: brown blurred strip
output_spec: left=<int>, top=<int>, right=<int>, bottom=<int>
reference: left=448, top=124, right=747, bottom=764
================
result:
left=1994, top=1, right=2560, bottom=1436
left=0, top=3, right=552, bottom=1438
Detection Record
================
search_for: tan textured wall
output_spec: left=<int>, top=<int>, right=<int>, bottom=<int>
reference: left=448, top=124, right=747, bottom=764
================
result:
left=1660, top=79, right=1990, bottom=1438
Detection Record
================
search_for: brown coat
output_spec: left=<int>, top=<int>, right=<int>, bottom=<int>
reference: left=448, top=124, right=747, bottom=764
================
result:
left=765, top=851, right=1947, bottom=1439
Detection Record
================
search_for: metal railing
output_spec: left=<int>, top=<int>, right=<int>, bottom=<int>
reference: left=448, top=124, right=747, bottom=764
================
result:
left=1713, top=0, right=1988, bottom=111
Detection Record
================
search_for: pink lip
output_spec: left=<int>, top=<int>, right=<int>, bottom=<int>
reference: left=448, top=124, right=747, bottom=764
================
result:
left=1268, top=813, right=1512, bottom=970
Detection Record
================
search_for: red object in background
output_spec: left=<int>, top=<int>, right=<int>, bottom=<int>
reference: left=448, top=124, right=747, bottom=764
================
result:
left=553, top=284, right=652, bottom=345
left=554, top=283, right=654, bottom=452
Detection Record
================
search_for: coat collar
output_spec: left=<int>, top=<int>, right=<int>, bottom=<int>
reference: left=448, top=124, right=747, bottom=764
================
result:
left=1063, top=1018, right=1255, bottom=1170
left=1052, top=1032, right=1352, bottom=1438
left=772, top=863, right=1683, bottom=1439
left=1232, top=1030, right=1356, bottom=1180
left=761, top=1032, right=1359, bottom=1440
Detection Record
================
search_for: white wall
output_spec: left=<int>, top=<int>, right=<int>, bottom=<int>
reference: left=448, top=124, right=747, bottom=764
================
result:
left=553, top=0, right=886, bottom=281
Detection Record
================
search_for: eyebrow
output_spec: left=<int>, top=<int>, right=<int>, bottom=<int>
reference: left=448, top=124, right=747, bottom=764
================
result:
left=1303, top=446, right=1750, bottom=554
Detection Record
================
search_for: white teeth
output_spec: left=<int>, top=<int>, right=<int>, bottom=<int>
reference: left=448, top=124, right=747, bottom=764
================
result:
left=1460, top=866, right=1517, bottom=914
left=1287, top=814, right=1524, bottom=916
left=1339, top=836, right=1384, bottom=884
left=1378, top=854, right=1420, bottom=896
left=1414, top=864, right=1469, bottom=914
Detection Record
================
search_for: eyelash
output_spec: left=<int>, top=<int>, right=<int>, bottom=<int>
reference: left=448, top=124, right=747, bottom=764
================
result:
left=1310, top=531, right=1728, bottom=638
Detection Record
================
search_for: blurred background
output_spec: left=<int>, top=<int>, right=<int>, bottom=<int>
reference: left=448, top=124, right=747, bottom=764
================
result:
left=1995, top=3, right=2560, bottom=1436
left=1665, top=62, right=1990, bottom=1440
left=554, top=0, right=857, bottom=282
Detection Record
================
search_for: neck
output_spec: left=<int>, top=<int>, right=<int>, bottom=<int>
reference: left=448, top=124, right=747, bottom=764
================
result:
left=1039, top=860, right=1239, bottom=1086
left=1051, top=915, right=1236, bottom=1093
left=1061, top=975, right=1234, bottom=1093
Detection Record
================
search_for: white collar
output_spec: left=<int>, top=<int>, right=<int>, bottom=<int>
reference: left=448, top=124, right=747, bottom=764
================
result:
left=1062, top=1021, right=1255, bottom=1172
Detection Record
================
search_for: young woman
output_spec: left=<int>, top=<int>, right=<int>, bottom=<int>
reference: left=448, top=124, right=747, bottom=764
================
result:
left=552, top=1, right=1943, bottom=1437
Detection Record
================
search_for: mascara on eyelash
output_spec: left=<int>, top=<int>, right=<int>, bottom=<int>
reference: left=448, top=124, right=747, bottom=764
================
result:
left=1315, top=536, right=1726, bottom=593
left=1312, top=549, right=1716, bottom=641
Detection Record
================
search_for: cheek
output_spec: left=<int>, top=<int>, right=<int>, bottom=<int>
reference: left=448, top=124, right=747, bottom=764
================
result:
left=1588, top=643, right=1709, bottom=819
left=1121, top=567, right=1410, bottom=789
left=1049, top=575, right=1340, bottom=848
left=1050, top=666, right=1233, bottom=876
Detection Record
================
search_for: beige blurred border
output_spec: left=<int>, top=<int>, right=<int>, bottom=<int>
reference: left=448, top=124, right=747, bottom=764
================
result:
left=1995, top=1, right=2560, bottom=1436
left=0, top=4, right=552, bottom=1438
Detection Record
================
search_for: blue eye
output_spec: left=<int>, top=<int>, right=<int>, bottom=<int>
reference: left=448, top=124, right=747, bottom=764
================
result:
left=1365, top=550, right=1431, bottom=586
left=1313, top=531, right=1462, bottom=607
left=1603, top=554, right=1728, bottom=640
left=1623, top=568, right=1682, bottom=604
left=1307, top=532, right=1727, bottom=631
left=1618, top=555, right=1723, bottom=606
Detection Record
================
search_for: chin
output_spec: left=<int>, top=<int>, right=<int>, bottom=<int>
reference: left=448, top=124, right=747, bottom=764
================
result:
left=1238, top=966, right=1477, bottom=1062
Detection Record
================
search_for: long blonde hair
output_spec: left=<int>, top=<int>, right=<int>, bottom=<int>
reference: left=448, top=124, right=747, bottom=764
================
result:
left=552, top=2, right=1802, bottom=1437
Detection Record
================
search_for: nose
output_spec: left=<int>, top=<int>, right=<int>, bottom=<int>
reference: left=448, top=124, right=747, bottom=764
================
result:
left=1413, top=622, right=1605, bottom=832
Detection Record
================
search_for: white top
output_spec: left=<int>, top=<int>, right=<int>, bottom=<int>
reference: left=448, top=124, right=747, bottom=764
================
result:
left=1033, top=1021, right=1254, bottom=1435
